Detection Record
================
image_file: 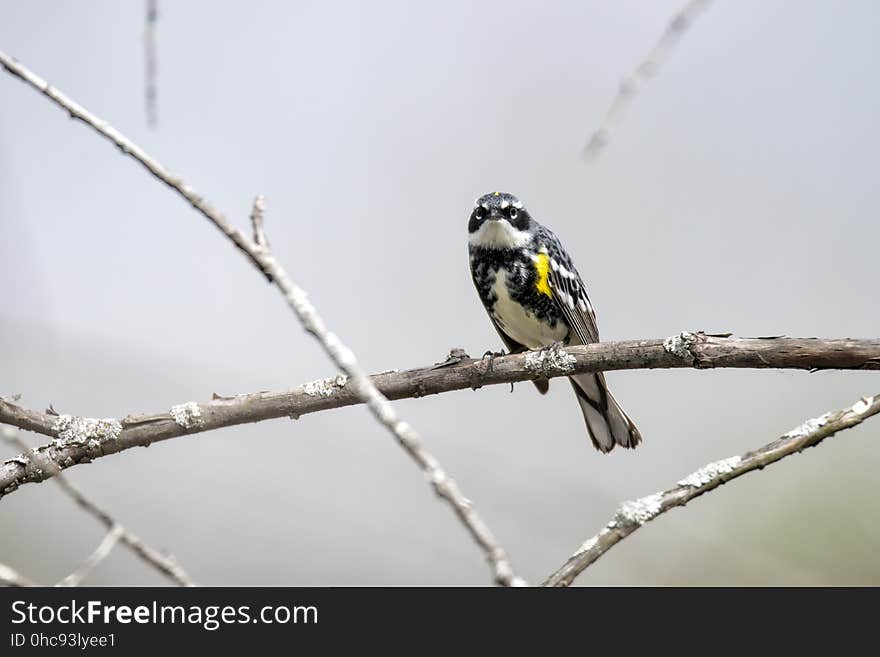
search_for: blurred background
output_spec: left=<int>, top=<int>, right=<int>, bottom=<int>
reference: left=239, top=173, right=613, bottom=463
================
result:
left=1, top=0, right=878, bottom=586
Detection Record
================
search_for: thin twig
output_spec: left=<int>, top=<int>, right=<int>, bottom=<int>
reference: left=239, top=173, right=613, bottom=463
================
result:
left=585, top=0, right=711, bottom=157
left=0, top=562, right=38, bottom=587
left=56, top=525, right=124, bottom=587
left=0, top=50, right=523, bottom=586
left=2, top=334, right=878, bottom=501
left=543, top=393, right=880, bottom=586
left=144, top=0, right=158, bottom=127
left=2, top=427, right=195, bottom=586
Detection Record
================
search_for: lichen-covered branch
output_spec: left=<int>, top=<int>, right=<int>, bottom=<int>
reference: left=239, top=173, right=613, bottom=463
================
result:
left=542, top=393, right=880, bottom=587
left=0, top=50, right=523, bottom=586
left=584, top=0, right=712, bottom=157
left=1, top=334, right=878, bottom=502
left=2, top=428, right=195, bottom=586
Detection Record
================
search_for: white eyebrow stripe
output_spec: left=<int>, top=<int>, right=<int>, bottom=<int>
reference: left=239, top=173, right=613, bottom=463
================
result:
left=500, top=200, right=509, bottom=209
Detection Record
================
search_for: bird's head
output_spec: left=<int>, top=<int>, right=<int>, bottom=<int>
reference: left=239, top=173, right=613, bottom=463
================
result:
left=468, top=191, right=535, bottom=249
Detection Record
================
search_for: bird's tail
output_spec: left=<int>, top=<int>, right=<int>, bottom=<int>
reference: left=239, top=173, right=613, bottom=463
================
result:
left=568, top=372, right=641, bottom=453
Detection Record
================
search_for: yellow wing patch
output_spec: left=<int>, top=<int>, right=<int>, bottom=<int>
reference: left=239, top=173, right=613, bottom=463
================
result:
left=533, top=253, right=553, bottom=298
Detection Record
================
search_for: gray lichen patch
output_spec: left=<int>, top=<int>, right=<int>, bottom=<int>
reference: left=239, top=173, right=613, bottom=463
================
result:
left=302, top=374, right=349, bottom=398
left=53, top=415, right=122, bottom=447
left=613, top=493, right=663, bottom=527
left=850, top=396, right=874, bottom=416
left=784, top=411, right=832, bottom=439
left=524, top=346, right=577, bottom=378
left=677, top=455, right=742, bottom=488
left=663, top=331, right=698, bottom=361
left=170, top=402, right=202, bottom=429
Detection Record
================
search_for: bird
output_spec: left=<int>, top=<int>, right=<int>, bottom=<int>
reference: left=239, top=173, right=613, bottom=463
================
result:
left=467, top=191, right=641, bottom=453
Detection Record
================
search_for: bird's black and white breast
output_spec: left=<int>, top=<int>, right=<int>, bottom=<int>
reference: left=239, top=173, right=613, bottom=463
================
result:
left=470, top=251, right=569, bottom=349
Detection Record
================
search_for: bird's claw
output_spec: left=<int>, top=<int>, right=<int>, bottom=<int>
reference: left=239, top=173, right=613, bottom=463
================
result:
left=537, top=341, right=565, bottom=359
left=481, top=349, right=506, bottom=373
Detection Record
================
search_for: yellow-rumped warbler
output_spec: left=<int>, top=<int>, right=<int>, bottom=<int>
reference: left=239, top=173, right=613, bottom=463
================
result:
left=468, top=191, right=641, bottom=452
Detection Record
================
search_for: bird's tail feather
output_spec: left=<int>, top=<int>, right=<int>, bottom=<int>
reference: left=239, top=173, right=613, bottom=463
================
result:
left=568, top=373, right=641, bottom=453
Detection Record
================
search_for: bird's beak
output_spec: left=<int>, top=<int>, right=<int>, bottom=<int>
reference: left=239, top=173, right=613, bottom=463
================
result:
left=487, top=208, right=505, bottom=222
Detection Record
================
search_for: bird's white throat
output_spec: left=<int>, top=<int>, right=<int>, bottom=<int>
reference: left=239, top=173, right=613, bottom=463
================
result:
left=468, top=219, right=531, bottom=249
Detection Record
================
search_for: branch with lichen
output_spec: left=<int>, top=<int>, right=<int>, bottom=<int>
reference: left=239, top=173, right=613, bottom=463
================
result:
left=542, top=393, right=880, bottom=586
left=0, top=49, right=522, bottom=587
left=2, top=333, right=877, bottom=500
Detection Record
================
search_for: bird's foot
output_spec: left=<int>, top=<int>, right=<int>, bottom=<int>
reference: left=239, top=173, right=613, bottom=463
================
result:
left=537, top=341, right=565, bottom=359
left=480, top=349, right=506, bottom=373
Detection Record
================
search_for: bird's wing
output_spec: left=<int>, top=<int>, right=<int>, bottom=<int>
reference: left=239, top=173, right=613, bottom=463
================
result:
left=541, top=230, right=599, bottom=345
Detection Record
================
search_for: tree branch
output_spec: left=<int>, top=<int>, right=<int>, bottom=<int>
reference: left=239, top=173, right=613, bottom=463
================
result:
left=1, top=334, right=878, bottom=502
left=2, top=427, right=195, bottom=586
left=542, top=392, right=880, bottom=586
left=585, top=0, right=712, bottom=157
left=0, top=49, right=523, bottom=586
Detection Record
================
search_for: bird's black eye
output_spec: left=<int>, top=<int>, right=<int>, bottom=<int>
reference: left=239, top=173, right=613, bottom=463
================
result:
left=507, top=207, right=518, bottom=219
left=475, top=207, right=486, bottom=220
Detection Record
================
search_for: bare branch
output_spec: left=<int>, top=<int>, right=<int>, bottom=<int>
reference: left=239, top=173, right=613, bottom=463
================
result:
left=543, top=393, right=880, bottom=586
left=1, top=334, right=878, bottom=503
left=585, top=0, right=712, bottom=157
left=0, top=50, right=523, bottom=586
left=56, top=525, right=124, bottom=587
left=2, top=427, right=195, bottom=586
